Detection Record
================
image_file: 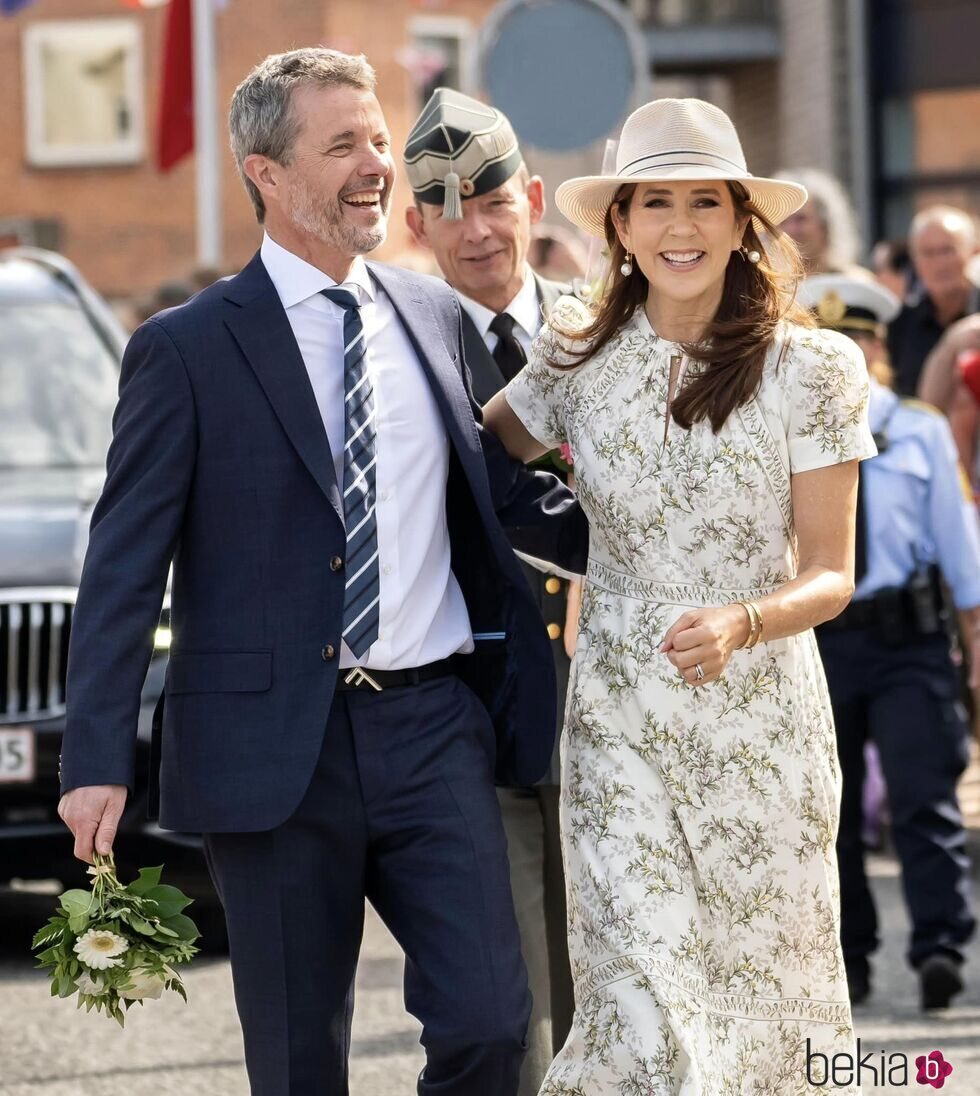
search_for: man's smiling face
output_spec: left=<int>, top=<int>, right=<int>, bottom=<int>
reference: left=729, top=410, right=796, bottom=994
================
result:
left=407, top=170, right=545, bottom=310
left=281, top=83, right=395, bottom=257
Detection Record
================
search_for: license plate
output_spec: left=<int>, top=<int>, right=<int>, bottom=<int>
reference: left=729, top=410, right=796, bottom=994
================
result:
left=0, top=727, right=36, bottom=783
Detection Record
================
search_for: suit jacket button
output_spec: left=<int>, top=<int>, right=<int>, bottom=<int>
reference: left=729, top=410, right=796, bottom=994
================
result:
left=547, top=623, right=561, bottom=640
left=545, top=577, right=561, bottom=594
left=321, top=645, right=336, bottom=661
left=330, top=556, right=344, bottom=572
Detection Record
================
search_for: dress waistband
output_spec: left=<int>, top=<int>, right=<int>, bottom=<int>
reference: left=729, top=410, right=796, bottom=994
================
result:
left=587, top=558, right=780, bottom=606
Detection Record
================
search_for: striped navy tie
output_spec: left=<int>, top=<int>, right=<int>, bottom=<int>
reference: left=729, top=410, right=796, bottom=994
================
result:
left=322, top=287, right=380, bottom=658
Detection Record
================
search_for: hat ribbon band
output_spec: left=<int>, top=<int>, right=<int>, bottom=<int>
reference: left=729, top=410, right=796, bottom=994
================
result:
left=618, top=148, right=748, bottom=176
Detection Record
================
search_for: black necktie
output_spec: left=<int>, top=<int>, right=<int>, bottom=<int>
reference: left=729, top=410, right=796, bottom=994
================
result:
left=489, top=312, right=527, bottom=382
left=854, top=464, right=867, bottom=584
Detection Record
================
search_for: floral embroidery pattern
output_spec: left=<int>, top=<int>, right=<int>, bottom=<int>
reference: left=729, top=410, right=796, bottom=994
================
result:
left=506, top=303, right=876, bottom=1094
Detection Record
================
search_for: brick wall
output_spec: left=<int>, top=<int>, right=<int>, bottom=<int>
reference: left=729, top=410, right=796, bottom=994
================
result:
left=0, top=0, right=493, bottom=298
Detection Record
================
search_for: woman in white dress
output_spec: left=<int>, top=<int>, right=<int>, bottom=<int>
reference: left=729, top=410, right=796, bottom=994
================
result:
left=484, top=99, right=875, bottom=1094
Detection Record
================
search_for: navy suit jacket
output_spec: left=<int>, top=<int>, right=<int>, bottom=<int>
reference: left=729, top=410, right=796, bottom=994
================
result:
left=61, top=253, right=588, bottom=833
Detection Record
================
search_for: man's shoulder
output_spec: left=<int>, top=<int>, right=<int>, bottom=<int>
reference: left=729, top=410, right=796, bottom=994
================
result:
left=368, top=261, right=458, bottom=311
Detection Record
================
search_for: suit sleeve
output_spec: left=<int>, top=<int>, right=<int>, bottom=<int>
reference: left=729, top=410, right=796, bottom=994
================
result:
left=452, top=292, right=589, bottom=575
left=60, top=320, right=197, bottom=794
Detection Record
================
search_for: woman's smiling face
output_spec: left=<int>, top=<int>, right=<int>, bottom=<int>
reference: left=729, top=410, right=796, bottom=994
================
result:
left=612, top=181, right=746, bottom=313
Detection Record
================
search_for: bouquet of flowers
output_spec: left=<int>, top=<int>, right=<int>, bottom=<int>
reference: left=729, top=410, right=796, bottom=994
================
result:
left=31, top=853, right=200, bottom=1026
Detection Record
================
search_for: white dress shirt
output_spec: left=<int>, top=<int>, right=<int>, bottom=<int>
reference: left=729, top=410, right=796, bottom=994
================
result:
left=456, top=267, right=541, bottom=357
left=260, top=233, right=472, bottom=670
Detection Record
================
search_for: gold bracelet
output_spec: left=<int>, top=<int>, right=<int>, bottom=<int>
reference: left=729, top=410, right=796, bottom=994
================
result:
left=736, top=600, right=763, bottom=649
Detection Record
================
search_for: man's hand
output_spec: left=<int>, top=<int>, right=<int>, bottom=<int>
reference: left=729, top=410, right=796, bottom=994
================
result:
left=58, top=785, right=128, bottom=863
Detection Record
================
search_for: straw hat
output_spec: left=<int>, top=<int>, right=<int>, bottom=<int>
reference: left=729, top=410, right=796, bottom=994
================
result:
left=556, top=98, right=808, bottom=239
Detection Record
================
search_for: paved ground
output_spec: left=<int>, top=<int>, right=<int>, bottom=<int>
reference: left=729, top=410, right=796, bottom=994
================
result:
left=1, top=846, right=978, bottom=1095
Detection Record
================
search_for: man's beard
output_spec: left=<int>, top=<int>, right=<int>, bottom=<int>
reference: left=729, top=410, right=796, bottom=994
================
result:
left=288, top=175, right=388, bottom=254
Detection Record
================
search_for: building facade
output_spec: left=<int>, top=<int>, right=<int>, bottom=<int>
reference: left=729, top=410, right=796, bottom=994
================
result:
left=0, top=0, right=976, bottom=298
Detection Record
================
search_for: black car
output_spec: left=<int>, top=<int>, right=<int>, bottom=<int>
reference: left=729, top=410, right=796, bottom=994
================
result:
left=0, top=249, right=219, bottom=925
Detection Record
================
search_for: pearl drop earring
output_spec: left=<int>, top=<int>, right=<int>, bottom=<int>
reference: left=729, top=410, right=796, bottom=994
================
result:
left=740, top=245, right=761, bottom=264
left=620, top=251, right=633, bottom=277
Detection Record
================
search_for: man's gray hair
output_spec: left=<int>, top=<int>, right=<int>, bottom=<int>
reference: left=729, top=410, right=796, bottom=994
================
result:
left=909, top=204, right=978, bottom=252
left=229, top=48, right=376, bottom=223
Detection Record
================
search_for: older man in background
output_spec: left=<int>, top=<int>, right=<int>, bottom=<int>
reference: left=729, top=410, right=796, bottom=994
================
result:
left=405, top=88, right=576, bottom=1095
left=890, top=206, right=980, bottom=395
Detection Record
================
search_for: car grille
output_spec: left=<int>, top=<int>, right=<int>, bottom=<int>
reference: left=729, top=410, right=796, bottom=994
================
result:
left=0, top=589, right=75, bottom=723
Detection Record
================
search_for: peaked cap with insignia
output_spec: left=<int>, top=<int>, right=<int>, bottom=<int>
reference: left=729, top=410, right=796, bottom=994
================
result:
left=404, top=88, right=523, bottom=220
left=798, top=273, right=901, bottom=336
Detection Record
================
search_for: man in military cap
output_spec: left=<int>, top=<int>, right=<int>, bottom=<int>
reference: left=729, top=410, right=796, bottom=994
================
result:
left=405, top=87, right=575, bottom=1092
left=803, top=274, right=980, bottom=1011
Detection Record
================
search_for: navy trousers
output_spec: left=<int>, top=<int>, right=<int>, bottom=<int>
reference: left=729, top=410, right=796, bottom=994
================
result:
left=817, top=627, right=976, bottom=969
left=203, top=675, right=531, bottom=1095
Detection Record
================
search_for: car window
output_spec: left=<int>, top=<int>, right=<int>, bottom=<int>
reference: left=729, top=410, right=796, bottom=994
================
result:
left=0, top=301, right=118, bottom=468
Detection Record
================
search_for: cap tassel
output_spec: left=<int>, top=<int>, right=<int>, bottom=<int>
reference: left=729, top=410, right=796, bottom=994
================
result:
left=443, top=170, right=463, bottom=221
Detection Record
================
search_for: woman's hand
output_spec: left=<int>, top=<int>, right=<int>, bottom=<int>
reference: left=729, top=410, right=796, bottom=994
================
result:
left=660, top=603, right=751, bottom=686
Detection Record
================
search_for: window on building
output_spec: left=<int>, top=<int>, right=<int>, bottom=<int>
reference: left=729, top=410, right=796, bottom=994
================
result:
left=23, top=19, right=144, bottom=168
left=878, top=86, right=980, bottom=238
left=402, top=16, right=476, bottom=110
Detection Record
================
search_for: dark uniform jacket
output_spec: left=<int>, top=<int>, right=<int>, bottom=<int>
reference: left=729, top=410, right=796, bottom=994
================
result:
left=461, top=273, right=574, bottom=786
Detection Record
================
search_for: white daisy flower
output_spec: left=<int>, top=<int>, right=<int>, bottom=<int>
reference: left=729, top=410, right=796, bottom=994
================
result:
left=119, top=967, right=167, bottom=1001
left=73, top=929, right=129, bottom=970
left=76, top=971, right=109, bottom=997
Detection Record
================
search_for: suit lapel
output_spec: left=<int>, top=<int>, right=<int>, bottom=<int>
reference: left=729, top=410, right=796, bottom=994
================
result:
left=367, top=263, right=483, bottom=466
left=222, top=253, right=343, bottom=525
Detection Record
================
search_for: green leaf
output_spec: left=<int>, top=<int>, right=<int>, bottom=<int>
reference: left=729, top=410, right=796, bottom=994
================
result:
left=36, top=945, right=65, bottom=965
left=128, top=915, right=157, bottom=935
left=140, top=885, right=192, bottom=919
left=32, top=921, right=66, bottom=950
left=59, top=890, right=93, bottom=918
left=126, top=866, right=164, bottom=896
left=159, top=913, right=200, bottom=942
left=67, top=914, right=90, bottom=936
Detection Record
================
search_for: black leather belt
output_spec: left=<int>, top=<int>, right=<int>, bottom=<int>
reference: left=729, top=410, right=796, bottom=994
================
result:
left=336, top=657, right=456, bottom=692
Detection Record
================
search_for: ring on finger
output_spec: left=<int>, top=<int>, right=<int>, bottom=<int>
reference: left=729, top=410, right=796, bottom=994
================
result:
left=694, top=663, right=705, bottom=682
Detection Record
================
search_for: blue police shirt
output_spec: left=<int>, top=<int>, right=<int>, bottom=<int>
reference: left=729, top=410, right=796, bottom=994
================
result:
left=856, top=380, right=980, bottom=609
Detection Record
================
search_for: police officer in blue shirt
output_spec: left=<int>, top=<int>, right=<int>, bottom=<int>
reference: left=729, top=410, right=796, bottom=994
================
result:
left=803, top=274, right=980, bottom=1010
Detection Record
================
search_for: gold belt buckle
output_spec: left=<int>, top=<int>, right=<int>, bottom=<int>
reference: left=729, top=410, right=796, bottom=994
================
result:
left=344, top=667, right=383, bottom=692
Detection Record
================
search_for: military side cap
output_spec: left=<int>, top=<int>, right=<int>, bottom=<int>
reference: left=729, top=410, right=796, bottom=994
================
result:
left=798, top=273, right=901, bottom=335
left=404, top=88, right=523, bottom=220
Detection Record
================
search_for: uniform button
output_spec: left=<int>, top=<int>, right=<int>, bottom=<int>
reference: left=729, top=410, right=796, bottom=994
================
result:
left=330, top=556, right=343, bottom=572
left=381, top=489, right=391, bottom=501
left=383, top=565, right=392, bottom=575
left=321, top=645, right=336, bottom=661
left=547, top=623, right=561, bottom=640
left=545, top=577, right=561, bottom=594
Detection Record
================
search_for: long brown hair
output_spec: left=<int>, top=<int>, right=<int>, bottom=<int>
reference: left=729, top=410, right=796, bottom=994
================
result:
left=550, top=182, right=813, bottom=432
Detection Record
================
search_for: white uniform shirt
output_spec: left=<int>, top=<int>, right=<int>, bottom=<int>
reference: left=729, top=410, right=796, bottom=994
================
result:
left=456, top=267, right=541, bottom=358
left=260, top=233, right=472, bottom=670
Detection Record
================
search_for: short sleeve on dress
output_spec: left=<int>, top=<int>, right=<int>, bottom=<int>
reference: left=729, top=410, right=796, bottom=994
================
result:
left=782, top=327, right=879, bottom=474
left=504, top=294, right=592, bottom=449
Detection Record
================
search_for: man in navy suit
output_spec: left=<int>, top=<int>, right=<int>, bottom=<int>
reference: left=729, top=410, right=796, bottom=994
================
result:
left=57, top=49, right=587, bottom=1096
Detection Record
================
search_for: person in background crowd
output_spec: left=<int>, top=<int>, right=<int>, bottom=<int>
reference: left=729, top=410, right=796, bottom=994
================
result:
left=805, top=274, right=980, bottom=1011
left=404, top=88, right=575, bottom=1096
left=135, top=279, right=194, bottom=324
left=774, top=166, right=863, bottom=275
left=527, top=223, right=588, bottom=284
left=889, top=206, right=980, bottom=396
left=918, top=313, right=980, bottom=488
left=871, top=238, right=914, bottom=303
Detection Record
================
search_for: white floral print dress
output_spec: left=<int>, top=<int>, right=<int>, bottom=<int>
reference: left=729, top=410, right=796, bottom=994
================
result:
left=504, top=300, right=876, bottom=1096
